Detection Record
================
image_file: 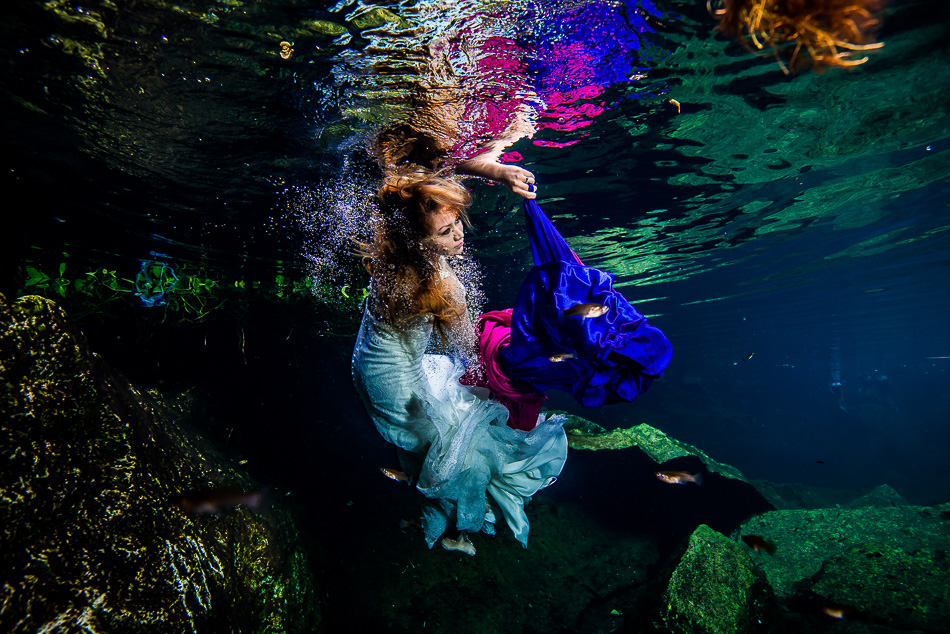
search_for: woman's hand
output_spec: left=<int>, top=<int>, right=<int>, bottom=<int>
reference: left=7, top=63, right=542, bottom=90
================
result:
left=457, top=157, right=537, bottom=199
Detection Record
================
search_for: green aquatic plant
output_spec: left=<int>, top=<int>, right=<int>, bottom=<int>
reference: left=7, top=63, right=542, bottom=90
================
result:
left=134, top=261, right=179, bottom=307
left=24, top=263, right=71, bottom=297
left=18, top=257, right=366, bottom=327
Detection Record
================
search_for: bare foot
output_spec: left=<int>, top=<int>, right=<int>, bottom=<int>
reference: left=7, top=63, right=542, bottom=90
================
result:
left=441, top=532, right=476, bottom=556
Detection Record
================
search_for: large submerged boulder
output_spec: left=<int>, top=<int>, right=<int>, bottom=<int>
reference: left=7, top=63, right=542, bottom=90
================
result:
left=736, top=503, right=950, bottom=632
left=567, top=413, right=950, bottom=633
left=0, top=294, right=319, bottom=632
left=812, top=542, right=950, bottom=631
left=649, top=524, right=779, bottom=634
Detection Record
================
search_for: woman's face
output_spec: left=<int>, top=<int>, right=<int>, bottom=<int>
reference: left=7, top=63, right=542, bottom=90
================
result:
left=426, top=208, right=464, bottom=256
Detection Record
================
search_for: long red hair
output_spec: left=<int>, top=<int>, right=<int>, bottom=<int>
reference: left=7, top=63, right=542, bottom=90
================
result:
left=359, top=171, right=472, bottom=340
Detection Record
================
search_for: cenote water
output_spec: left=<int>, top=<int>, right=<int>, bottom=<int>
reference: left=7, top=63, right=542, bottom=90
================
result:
left=3, top=0, right=949, bottom=632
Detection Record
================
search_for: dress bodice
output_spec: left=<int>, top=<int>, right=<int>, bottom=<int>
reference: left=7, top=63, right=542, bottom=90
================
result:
left=360, top=303, right=433, bottom=366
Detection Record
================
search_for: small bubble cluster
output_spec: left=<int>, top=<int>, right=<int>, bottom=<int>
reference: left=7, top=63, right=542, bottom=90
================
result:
left=445, top=252, right=488, bottom=370
left=449, top=253, right=486, bottom=321
left=288, top=155, right=489, bottom=354
left=287, top=160, right=376, bottom=304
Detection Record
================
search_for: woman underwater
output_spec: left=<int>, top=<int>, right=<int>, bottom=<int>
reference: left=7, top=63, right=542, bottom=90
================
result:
left=351, top=171, right=568, bottom=555
left=348, top=0, right=674, bottom=554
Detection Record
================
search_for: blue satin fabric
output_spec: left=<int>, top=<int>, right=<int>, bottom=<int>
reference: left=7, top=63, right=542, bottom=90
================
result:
left=523, top=198, right=583, bottom=266
left=499, top=200, right=672, bottom=407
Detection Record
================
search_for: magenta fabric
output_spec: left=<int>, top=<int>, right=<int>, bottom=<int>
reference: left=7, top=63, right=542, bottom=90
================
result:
left=460, top=309, right=548, bottom=431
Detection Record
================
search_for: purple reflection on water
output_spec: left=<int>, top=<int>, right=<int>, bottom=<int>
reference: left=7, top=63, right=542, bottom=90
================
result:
left=443, top=0, right=658, bottom=158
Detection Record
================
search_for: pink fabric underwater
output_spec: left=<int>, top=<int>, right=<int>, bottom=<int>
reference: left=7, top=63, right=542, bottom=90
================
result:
left=460, top=309, right=548, bottom=431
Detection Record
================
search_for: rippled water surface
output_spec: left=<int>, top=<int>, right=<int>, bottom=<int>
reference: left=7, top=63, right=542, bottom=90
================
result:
left=5, top=0, right=950, bottom=626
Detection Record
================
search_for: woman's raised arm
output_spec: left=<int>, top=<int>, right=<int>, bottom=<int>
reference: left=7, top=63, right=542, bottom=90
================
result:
left=456, top=101, right=538, bottom=199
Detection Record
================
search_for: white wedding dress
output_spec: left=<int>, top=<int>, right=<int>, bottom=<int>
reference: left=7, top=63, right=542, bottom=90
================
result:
left=351, top=262, right=567, bottom=547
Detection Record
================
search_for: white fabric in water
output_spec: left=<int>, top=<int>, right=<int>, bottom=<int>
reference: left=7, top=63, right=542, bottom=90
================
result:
left=352, top=302, right=567, bottom=548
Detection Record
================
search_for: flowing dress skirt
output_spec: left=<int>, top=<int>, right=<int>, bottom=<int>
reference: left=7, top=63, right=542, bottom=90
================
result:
left=352, top=307, right=567, bottom=547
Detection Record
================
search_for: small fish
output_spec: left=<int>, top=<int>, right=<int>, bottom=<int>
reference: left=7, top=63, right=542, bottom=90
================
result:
left=563, top=303, right=608, bottom=319
left=821, top=604, right=855, bottom=620
left=741, top=534, right=777, bottom=554
left=175, top=487, right=267, bottom=515
left=380, top=467, right=410, bottom=484
left=743, top=352, right=755, bottom=361
left=638, top=7, right=670, bottom=32
left=399, top=519, right=424, bottom=534
left=655, top=470, right=703, bottom=486
left=549, top=351, right=577, bottom=363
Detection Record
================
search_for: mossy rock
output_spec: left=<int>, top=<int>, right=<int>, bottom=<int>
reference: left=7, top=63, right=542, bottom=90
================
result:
left=0, top=294, right=319, bottom=633
left=657, top=525, right=779, bottom=634
left=843, top=484, right=910, bottom=509
left=565, top=416, right=746, bottom=481
left=811, top=542, right=950, bottom=632
left=737, top=504, right=950, bottom=604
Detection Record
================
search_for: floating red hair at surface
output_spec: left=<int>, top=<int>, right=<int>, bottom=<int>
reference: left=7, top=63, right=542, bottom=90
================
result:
left=710, top=0, right=884, bottom=73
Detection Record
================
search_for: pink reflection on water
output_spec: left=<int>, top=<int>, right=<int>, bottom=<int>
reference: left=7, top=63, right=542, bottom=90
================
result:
left=452, top=34, right=530, bottom=160
left=391, top=0, right=658, bottom=161
left=532, top=138, right=584, bottom=148
left=534, top=43, right=608, bottom=134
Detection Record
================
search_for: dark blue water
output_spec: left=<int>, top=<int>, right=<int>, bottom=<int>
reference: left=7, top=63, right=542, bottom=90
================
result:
left=4, top=0, right=950, bottom=629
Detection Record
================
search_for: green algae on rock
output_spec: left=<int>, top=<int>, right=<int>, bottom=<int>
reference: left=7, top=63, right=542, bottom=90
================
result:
left=735, top=504, right=950, bottom=601
left=812, top=542, right=950, bottom=632
left=566, top=418, right=746, bottom=481
left=655, top=524, right=778, bottom=634
left=0, top=294, right=319, bottom=633
left=747, top=479, right=870, bottom=510
left=842, top=483, right=910, bottom=509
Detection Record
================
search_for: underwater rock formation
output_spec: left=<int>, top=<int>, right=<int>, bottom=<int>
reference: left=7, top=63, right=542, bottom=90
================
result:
left=0, top=294, right=319, bottom=632
left=749, top=479, right=862, bottom=510
left=737, top=502, right=950, bottom=632
left=569, top=414, right=950, bottom=632
left=811, top=541, right=950, bottom=631
left=751, top=481, right=911, bottom=511
left=842, top=483, right=910, bottom=509
left=650, top=524, right=778, bottom=634
left=566, top=417, right=746, bottom=481
left=564, top=415, right=776, bottom=545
